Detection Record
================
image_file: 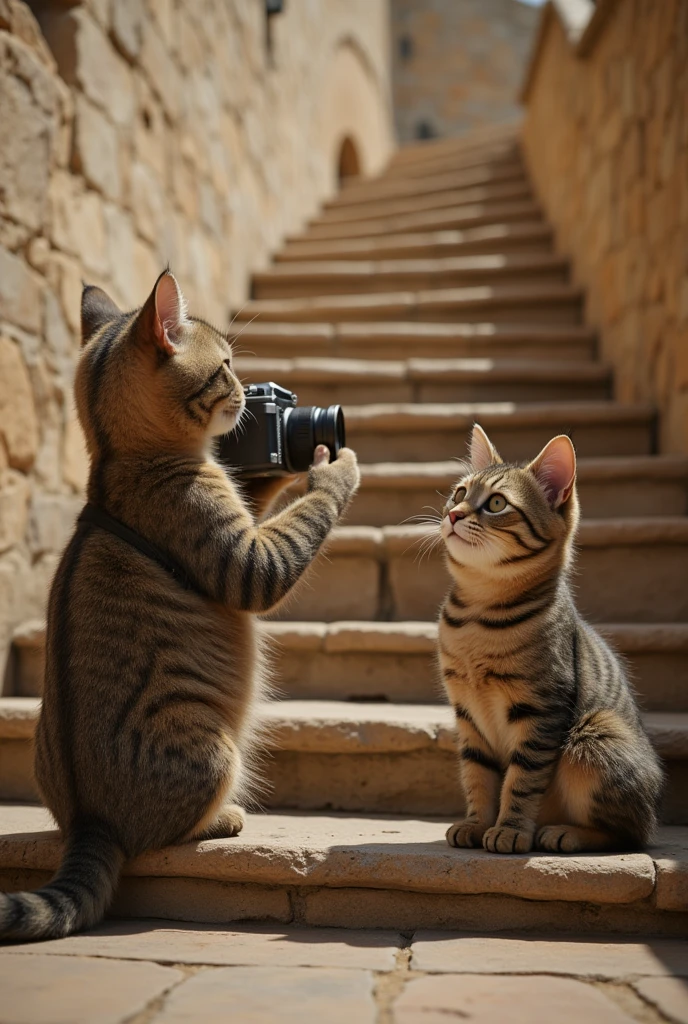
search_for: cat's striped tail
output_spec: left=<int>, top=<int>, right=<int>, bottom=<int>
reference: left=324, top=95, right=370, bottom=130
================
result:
left=0, top=817, right=124, bottom=941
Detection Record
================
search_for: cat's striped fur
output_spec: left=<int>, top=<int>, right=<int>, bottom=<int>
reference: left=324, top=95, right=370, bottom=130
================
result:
left=0, top=271, right=359, bottom=941
left=438, top=424, right=662, bottom=854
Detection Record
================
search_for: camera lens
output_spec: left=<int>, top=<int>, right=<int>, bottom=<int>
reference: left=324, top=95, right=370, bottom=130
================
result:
left=284, top=404, right=345, bottom=472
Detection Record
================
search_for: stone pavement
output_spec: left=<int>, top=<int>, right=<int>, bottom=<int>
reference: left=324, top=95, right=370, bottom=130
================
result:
left=1, top=922, right=687, bottom=1023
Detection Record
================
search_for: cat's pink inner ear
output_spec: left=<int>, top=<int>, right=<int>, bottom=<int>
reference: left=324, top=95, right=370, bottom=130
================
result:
left=529, top=435, right=576, bottom=508
left=153, top=273, right=187, bottom=355
left=470, top=423, right=502, bottom=470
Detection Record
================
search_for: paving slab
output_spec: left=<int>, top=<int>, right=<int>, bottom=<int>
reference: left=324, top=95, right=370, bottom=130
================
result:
left=5, top=920, right=400, bottom=969
left=151, top=965, right=376, bottom=1024
left=411, top=932, right=688, bottom=978
left=0, top=953, right=182, bottom=1024
left=0, top=804, right=657, bottom=905
left=394, top=974, right=636, bottom=1024
left=632, top=977, right=688, bottom=1024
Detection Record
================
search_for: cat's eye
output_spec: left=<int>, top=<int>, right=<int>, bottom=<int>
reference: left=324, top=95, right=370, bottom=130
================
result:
left=485, top=494, right=507, bottom=513
left=453, top=486, right=466, bottom=505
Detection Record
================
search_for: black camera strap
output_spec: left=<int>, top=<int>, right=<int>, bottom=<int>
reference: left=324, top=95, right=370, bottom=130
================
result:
left=77, top=503, right=198, bottom=593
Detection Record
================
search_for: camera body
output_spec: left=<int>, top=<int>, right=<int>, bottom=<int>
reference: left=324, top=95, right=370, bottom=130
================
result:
left=218, top=382, right=345, bottom=478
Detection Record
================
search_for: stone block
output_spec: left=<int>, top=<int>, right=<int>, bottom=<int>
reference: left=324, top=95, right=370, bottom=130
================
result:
left=632, top=978, right=688, bottom=1024
left=111, top=0, right=144, bottom=61
left=0, top=0, right=55, bottom=67
left=103, top=201, right=139, bottom=307
left=140, top=16, right=180, bottom=121
left=130, top=160, right=164, bottom=244
left=653, top=827, right=688, bottom=911
left=62, top=402, right=89, bottom=493
left=28, top=494, right=81, bottom=556
left=0, top=469, right=30, bottom=554
left=0, top=247, right=42, bottom=334
left=395, top=975, right=635, bottom=1024
left=0, top=954, right=182, bottom=1024
left=73, top=93, right=120, bottom=200
left=111, top=877, right=292, bottom=927
left=0, top=334, right=39, bottom=471
left=43, top=8, right=134, bottom=127
left=154, top=966, right=376, bottom=1024
left=0, top=34, right=60, bottom=232
left=10, top=921, right=400, bottom=969
left=49, top=172, right=109, bottom=276
left=270, top=554, right=380, bottom=622
left=411, top=933, right=688, bottom=977
left=43, top=287, right=75, bottom=373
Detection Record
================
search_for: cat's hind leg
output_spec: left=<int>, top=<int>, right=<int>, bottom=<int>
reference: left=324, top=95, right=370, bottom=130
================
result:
left=535, top=824, right=617, bottom=853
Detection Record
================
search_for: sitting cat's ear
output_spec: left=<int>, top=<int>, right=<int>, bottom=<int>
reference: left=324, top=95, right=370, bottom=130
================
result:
left=140, top=269, right=189, bottom=356
left=81, top=284, right=121, bottom=346
left=470, top=423, right=503, bottom=470
left=528, top=435, right=576, bottom=508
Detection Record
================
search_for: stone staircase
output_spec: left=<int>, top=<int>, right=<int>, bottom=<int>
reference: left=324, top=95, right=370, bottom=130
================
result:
left=2, top=127, right=687, bottom=934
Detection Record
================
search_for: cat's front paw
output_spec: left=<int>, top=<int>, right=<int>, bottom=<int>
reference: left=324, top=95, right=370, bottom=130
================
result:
left=446, top=820, right=488, bottom=848
left=308, top=446, right=360, bottom=506
left=483, top=825, right=534, bottom=854
left=535, top=825, right=582, bottom=853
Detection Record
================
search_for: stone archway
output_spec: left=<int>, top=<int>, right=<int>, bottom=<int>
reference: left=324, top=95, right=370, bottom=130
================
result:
left=337, top=136, right=361, bottom=185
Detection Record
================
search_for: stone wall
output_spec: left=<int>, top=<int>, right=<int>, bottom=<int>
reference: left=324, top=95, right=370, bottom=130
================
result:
left=391, top=0, right=538, bottom=143
left=0, top=0, right=394, bottom=685
left=522, top=0, right=688, bottom=454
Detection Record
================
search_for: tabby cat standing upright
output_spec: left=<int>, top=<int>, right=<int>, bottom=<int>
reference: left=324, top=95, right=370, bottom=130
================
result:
left=438, top=424, right=662, bottom=854
left=0, top=270, right=360, bottom=941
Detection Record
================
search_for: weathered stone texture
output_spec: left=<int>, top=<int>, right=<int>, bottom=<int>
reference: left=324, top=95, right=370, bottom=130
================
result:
left=522, top=1, right=688, bottom=454
left=392, top=0, right=538, bottom=143
left=0, top=0, right=393, bottom=682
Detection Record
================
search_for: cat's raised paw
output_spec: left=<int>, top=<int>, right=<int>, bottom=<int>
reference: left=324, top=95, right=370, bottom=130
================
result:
left=446, top=820, right=486, bottom=848
left=535, top=825, right=582, bottom=853
left=483, top=825, right=534, bottom=854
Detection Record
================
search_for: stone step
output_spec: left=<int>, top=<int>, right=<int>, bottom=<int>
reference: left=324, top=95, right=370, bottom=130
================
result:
left=267, top=622, right=688, bottom=713
left=348, top=455, right=688, bottom=525
left=266, top=518, right=688, bottom=623
left=386, top=143, right=521, bottom=177
left=324, top=164, right=531, bottom=210
left=11, top=615, right=688, bottom=713
left=13, top=615, right=688, bottom=715
left=301, top=200, right=543, bottom=242
left=342, top=401, right=654, bottom=461
left=386, top=145, right=523, bottom=181
left=233, top=356, right=610, bottom=405
left=314, top=180, right=534, bottom=225
left=279, top=222, right=554, bottom=263
left=252, top=253, right=569, bottom=300
left=234, top=283, right=583, bottom=325
left=2, top=803, right=686, bottom=933
left=2, top=700, right=687, bottom=824
left=387, top=125, right=519, bottom=166
left=231, top=321, right=597, bottom=362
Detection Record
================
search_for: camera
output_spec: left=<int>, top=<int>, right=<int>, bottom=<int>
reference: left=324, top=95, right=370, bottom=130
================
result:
left=218, top=382, right=346, bottom=477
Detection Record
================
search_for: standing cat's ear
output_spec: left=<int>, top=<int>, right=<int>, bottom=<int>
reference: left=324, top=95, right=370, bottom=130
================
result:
left=81, top=284, right=121, bottom=346
left=469, top=423, right=503, bottom=470
left=528, top=435, right=576, bottom=508
left=140, top=269, right=189, bottom=357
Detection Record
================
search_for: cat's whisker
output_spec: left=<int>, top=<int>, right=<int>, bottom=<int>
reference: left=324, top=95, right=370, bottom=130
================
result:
left=228, top=313, right=260, bottom=346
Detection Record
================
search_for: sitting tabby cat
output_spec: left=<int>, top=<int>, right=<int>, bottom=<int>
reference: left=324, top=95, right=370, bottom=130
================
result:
left=438, top=424, right=662, bottom=854
left=0, top=270, right=359, bottom=941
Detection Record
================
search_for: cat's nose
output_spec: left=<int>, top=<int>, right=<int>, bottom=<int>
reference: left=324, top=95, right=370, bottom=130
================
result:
left=449, top=509, right=465, bottom=524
